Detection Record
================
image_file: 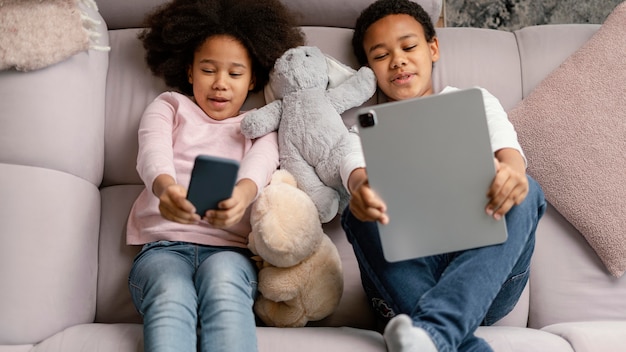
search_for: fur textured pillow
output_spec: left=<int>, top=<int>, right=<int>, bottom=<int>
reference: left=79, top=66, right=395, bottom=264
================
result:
left=508, top=1, right=626, bottom=277
left=0, top=0, right=107, bottom=71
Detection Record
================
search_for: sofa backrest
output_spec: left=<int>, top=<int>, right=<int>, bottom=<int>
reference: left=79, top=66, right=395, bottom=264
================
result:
left=98, top=0, right=442, bottom=30
left=434, top=27, right=522, bottom=111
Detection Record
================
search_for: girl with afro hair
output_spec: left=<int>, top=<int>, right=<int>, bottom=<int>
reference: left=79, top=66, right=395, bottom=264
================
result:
left=126, top=1, right=304, bottom=351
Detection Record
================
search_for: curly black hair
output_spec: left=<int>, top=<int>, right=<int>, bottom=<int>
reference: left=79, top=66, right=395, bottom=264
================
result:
left=139, top=0, right=305, bottom=95
left=352, top=0, right=436, bottom=66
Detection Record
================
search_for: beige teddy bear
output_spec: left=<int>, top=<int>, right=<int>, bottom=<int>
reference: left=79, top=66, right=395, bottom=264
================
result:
left=248, top=169, right=344, bottom=327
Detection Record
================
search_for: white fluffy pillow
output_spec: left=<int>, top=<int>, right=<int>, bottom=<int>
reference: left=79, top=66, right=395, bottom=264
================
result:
left=0, top=0, right=107, bottom=71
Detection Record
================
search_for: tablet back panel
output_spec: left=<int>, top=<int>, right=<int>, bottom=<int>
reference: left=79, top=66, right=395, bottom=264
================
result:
left=357, top=88, right=507, bottom=262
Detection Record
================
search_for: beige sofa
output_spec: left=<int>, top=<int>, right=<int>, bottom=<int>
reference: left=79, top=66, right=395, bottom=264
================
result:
left=1, top=0, right=625, bottom=351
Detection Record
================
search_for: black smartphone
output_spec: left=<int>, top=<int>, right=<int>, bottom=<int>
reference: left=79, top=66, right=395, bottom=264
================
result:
left=186, top=155, right=239, bottom=215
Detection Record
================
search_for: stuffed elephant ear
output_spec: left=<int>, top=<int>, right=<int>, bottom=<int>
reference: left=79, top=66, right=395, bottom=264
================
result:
left=325, top=54, right=357, bottom=88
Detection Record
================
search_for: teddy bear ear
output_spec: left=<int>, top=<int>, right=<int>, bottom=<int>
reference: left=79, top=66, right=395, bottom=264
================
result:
left=325, top=54, right=357, bottom=89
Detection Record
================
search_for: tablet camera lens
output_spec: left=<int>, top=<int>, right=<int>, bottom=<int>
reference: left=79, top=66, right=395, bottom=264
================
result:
left=359, top=112, right=376, bottom=128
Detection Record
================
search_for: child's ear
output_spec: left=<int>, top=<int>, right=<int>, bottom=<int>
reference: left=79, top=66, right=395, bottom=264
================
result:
left=249, top=76, right=256, bottom=91
left=187, top=66, right=193, bottom=84
left=430, top=37, right=440, bottom=63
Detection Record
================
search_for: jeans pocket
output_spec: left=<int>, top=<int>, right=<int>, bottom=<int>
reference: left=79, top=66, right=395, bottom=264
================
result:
left=128, top=279, right=144, bottom=315
left=483, top=267, right=530, bottom=325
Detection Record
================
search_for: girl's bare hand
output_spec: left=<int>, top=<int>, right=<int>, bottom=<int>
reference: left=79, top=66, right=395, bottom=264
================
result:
left=205, top=180, right=256, bottom=229
left=158, top=184, right=201, bottom=224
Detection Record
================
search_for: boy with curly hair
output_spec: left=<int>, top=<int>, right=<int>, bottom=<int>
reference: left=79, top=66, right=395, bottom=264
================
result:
left=341, top=0, right=546, bottom=351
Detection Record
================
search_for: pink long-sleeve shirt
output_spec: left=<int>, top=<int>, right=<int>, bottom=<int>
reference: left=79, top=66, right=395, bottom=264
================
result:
left=126, top=92, right=279, bottom=247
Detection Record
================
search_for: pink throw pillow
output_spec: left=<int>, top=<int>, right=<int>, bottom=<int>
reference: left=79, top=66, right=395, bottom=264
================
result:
left=508, top=2, right=626, bottom=277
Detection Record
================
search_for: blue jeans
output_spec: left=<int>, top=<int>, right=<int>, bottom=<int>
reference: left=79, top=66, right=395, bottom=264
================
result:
left=129, top=241, right=258, bottom=352
left=341, top=176, right=545, bottom=352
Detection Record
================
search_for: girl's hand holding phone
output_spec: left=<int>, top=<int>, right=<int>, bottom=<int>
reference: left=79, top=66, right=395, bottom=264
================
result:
left=205, top=179, right=257, bottom=228
left=157, top=182, right=202, bottom=224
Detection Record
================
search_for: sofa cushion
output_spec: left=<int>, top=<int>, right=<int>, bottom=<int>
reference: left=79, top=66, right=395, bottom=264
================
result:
left=31, top=324, right=387, bottom=352
left=0, top=165, right=100, bottom=345
left=508, top=1, right=626, bottom=277
left=96, top=185, right=143, bottom=324
left=541, top=321, right=626, bottom=352
left=258, top=327, right=385, bottom=352
left=30, top=323, right=143, bottom=352
left=476, top=326, right=574, bottom=352
left=528, top=204, right=626, bottom=328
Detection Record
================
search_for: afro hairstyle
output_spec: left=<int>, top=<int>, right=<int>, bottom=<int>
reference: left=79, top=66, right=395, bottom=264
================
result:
left=139, top=0, right=305, bottom=95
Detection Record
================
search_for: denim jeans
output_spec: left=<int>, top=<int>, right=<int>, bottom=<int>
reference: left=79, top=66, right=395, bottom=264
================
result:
left=129, top=241, right=258, bottom=352
left=341, top=176, right=546, bottom=352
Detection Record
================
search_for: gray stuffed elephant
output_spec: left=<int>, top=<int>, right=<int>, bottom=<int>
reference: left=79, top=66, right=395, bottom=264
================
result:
left=241, top=46, right=377, bottom=223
